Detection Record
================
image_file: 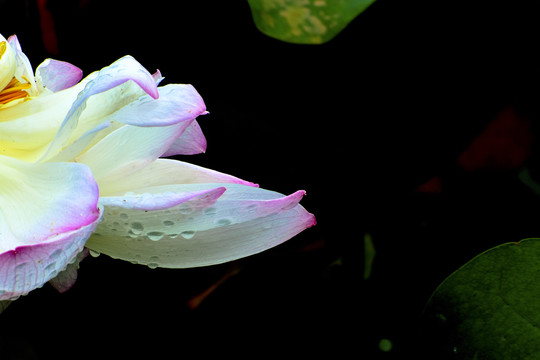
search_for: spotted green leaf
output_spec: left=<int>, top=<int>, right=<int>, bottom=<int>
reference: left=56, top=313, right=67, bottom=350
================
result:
left=424, top=239, right=540, bottom=359
left=247, top=0, right=376, bottom=44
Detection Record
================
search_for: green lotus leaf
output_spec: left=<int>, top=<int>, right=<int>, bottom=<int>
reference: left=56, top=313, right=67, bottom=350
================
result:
left=425, top=239, right=540, bottom=359
left=247, top=0, right=376, bottom=44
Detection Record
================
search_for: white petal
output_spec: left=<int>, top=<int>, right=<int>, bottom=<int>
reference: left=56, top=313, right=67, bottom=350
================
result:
left=100, top=158, right=256, bottom=196
left=76, top=122, right=192, bottom=186
left=86, top=184, right=315, bottom=268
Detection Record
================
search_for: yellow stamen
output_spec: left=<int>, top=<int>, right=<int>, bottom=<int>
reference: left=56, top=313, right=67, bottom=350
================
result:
left=0, top=77, right=31, bottom=105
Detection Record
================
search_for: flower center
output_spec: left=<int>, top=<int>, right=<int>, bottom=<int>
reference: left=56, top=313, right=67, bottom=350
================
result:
left=0, top=77, right=31, bottom=105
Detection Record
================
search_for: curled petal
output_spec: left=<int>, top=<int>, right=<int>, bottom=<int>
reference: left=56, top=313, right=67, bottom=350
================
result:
left=36, top=59, right=83, bottom=92
left=107, top=84, right=207, bottom=127
left=86, top=184, right=315, bottom=268
left=152, top=70, right=164, bottom=85
left=49, top=84, right=207, bottom=163
left=0, top=213, right=101, bottom=300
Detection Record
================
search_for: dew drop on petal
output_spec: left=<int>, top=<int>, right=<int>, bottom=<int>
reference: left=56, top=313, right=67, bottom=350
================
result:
left=147, top=263, right=159, bottom=269
left=89, top=250, right=101, bottom=257
left=147, top=232, right=165, bottom=241
left=180, top=230, right=196, bottom=239
left=130, top=222, right=144, bottom=235
left=179, top=206, right=192, bottom=215
left=204, top=207, right=217, bottom=216
left=163, top=220, right=175, bottom=227
left=214, top=218, right=233, bottom=227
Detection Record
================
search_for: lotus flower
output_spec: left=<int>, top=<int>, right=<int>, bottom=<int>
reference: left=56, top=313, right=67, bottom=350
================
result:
left=0, top=34, right=315, bottom=302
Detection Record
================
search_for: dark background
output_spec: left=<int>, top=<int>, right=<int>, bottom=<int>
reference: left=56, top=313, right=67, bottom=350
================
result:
left=2, top=0, right=540, bottom=358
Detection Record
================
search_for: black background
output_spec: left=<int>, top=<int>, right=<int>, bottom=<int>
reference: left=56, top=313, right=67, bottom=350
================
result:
left=2, top=0, right=540, bottom=358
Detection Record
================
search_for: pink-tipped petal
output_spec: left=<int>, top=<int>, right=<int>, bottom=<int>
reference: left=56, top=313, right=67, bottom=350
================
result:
left=86, top=184, right=315, bottom=268
left=162, top=120, right=208, bottom=156
left=0, top=153, right=100, bottom=301
left=7, top=35, right=22, bottom=51
left=152, top=70, right=164, bottom=85
left=0, top=213, right=101, bottom=300
left=36, top=59, right=83, bottom=92
left=0, top=157, right=100, bottom=251
left=76, top=55, right=158, bottom=100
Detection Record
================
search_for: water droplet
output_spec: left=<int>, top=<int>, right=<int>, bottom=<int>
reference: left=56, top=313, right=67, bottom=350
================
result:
left=147, top=231, right=165, bottom=241
left=127, top=230, right=139, bottom=239
left=89, top=250, right=101, bottom=257
left=147, top=263, right=159, bottom=269
left=179, top=206, right=192, bottom=215
left=119, top=213, right=129, bottom=220
left=214, top=218, right=233, bottom=227
left=163, top=220, right=175, bottom=226
left=204, top=207, right=217, bottom=216
left=180, top=230, right=196, bottom=239
left=130, top=222, right=144, bottom=234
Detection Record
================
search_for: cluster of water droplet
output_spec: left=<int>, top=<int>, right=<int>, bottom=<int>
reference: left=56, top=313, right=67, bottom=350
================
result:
left=89, top=192, right=300, bottom=270
left=96, top=199, right=252, bottom=245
